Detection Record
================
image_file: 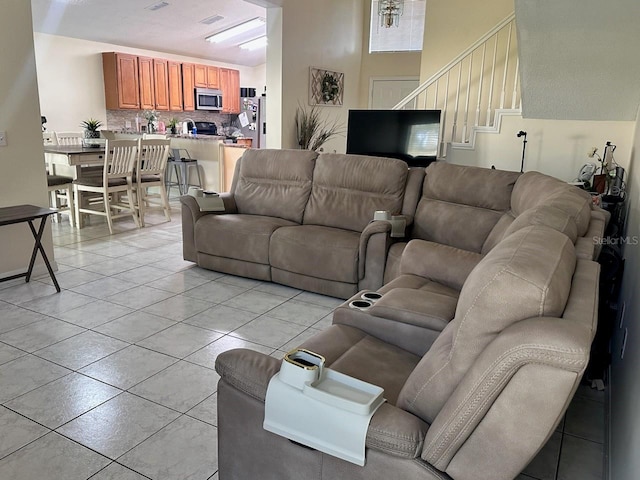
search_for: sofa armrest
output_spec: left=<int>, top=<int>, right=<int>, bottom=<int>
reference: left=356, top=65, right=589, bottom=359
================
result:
left=180, top=192, right=238, bottom=216
left=358, top=221, right=393, bottom=290
left=366, top=403, right=428, bottom=459
left=400, top=240, right=483, bottom=291
left=422, top=316, right=591, bottom=478
left=216, top=348, right=428, bottom=460
left=215, top=348, right=281, bottom=402
left=180, top=193, right=238, bottom=262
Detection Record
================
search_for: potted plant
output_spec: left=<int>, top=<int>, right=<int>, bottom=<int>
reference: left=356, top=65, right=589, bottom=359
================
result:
left=168, top=117, right=179, bottom=135
left=81, top=118, right=102, bottom=138
left=80, top=118, right=102, bottom=147
left=143, top=110, right=158, bottom=133
left=294, top=103, right=343, bottom=152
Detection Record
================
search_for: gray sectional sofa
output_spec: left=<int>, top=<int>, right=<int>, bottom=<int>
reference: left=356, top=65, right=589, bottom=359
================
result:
left=181, top=148, right=416, bottom=298
left=179, top=149, right=607, bottom=480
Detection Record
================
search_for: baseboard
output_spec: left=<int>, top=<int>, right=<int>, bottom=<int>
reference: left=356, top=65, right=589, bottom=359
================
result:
left=0, top=260, right=60, bottom=283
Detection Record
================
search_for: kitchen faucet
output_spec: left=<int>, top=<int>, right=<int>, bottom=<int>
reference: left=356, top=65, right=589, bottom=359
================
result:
left=181, top=118, right=195, bottom=134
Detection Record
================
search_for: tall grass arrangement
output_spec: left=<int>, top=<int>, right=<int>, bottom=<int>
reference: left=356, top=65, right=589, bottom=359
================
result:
left=295, top=104, right=343, bottom=151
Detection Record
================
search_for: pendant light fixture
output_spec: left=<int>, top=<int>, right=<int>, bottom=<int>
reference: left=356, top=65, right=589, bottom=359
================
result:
left=378, top=0, right=404, bottom=28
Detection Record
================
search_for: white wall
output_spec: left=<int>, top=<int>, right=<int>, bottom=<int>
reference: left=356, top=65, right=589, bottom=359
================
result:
left=266, top=0, right=365, bottom=152
left=0, top=1, right=53, bottom=277
left=34, top=33, right=266, bottom=132
left=358, top=0, right=421, bottom=108
left=447, top=114, right=635, bottom=180
left=610, top=107, right=640, bottom=480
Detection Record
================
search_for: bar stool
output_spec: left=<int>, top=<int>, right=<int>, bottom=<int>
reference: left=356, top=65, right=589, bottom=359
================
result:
left=166, top=148, right=203, bottom=197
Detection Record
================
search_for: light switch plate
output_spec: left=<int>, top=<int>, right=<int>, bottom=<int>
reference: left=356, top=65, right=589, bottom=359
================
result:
left=0, top=131, right=6, bottom=146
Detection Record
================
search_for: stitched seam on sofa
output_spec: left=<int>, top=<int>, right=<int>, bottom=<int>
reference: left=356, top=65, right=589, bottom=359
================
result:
left=312, top=183, right=401, bottom=199
left=217, top=364, right=270, bottom=403
left=504, top=238, right=568, bottom=316
left=420, top=197, right=507, bottom=214
left=433, top=352, right=585, bottom=466
left=426, top=344, right=586, bottom=464
left=407, top=233, right=529, bottom=410
left=275, top=234, right=357, bottom=250
left=241, top=176, right=311, bottom=187
left=366, top=427, right=424, bottom=455
left=328, top=336, right=370, bottom=368
left=365, top=438, right=418, bottom=458
left=372, top=306, right=451, bottom=328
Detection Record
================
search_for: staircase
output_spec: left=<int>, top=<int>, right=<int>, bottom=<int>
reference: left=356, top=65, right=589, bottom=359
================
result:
left=393, top=13, right=521, bottom=158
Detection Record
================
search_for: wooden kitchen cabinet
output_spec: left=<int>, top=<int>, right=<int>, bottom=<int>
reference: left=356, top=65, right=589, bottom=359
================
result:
left=194, top=64, right=207, bottom=88
left=138, top=56, right=155, bottom=110
left=194, top=63, right=220, bottom=89
left=102, top=52, right=140, bottom=109
left=153, top=59, right=170, bottom=111
left=206, top=66, right=220, bottom=88
left=182, top=63, right=195, bottom=111
left=168, top=61, right=183, bottom=111
left=220, top=68, right=240, bottom=114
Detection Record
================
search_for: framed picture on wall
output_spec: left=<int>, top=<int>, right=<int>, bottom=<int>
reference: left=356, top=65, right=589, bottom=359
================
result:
left=309, top=67, right=344, bottom=106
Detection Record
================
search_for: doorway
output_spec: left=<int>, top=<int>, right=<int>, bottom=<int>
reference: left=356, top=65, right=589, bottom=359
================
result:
left=369, top=77, right=419, bottom=109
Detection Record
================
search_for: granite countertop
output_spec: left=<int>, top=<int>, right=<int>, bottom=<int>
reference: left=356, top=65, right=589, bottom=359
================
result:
left=105, top=131, right=226, bottom=142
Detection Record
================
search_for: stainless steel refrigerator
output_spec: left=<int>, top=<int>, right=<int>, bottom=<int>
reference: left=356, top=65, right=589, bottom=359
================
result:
left=239, top=94, right=266, bottom=148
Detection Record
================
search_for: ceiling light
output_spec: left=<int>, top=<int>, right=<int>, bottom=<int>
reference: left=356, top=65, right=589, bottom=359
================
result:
left=145, top=1, right=169, bottom=11
left=239, top=36, right=268, bottom=51
left=200, top=15, right=225, bottom=25
left=205, top=17, right=265, bottom=43
left=378, top=0, right=404, bottom=28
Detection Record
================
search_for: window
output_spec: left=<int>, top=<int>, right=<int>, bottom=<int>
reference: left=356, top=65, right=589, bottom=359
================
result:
left=369, top=0, right=425, bottom=53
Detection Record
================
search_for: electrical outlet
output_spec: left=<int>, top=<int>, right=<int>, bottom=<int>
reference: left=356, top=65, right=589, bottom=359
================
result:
left=0, top=131, right=6, bottom=147
left=619, top=301, right=626, bottom=329
left=621, top=328, right=628, bottom=359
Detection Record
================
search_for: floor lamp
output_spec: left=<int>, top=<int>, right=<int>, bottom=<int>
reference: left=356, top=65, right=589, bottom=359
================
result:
left=517, top=130, right=527, bottom=172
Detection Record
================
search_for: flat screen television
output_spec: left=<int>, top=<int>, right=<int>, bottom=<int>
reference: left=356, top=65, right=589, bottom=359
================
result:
left=346, top=110, right=441, bottom=167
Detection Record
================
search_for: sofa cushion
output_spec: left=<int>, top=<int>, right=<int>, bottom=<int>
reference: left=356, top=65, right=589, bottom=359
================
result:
left=368, top=288, right=458, bottom=332
left=233, top=149, right=318, bottom=224
left=511, top=171, right=592, bottom=236
left=303, top=154, right=408, bottom=232
left=298, top=324, right=421, bottom=405
left=503, top=204, right=579, bottom=243
left=413, top=162, right=520, bottom=253
left=195, top=214, right=297, bottom=265
left=397, top=226, right=576, bottom=423
left=270, top=225, right=360, bottom=283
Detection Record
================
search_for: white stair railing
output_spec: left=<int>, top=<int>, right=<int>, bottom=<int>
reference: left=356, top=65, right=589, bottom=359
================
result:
left=393, top=13, right=520, bottom=157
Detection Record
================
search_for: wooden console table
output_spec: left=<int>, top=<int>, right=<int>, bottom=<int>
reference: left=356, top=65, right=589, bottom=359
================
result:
left=0, top=205, right=60, bottom=292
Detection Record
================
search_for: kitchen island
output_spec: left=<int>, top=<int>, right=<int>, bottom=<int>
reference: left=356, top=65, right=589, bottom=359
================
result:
left=108, top=132, right=226, bottom=192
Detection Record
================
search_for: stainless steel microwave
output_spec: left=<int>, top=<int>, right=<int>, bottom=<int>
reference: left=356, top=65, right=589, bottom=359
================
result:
left=195, top=88, right=223, bottom=111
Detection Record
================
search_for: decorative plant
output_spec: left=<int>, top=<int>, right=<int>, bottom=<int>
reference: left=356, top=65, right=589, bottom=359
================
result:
left=588, top=144, right=617, bottom=193
left=295, top=103, right=343, bottom=151
left=321, top=73, right=340, bottom=102
left=80, top=118, right=102, bottom=138
left=143, top=110, right=159, bottom=133
left=168, top=117, right=179, bottom=134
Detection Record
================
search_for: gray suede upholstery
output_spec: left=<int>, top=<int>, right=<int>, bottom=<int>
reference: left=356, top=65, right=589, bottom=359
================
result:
left=181, top=149, right=413, bottom=298
left=215, top=225, right=600, bottom=480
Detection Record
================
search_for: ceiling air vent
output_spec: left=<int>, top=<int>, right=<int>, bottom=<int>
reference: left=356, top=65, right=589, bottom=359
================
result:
left=145, top=1, right=169, bottom=11
left=200, top=15, right=225, bottom=25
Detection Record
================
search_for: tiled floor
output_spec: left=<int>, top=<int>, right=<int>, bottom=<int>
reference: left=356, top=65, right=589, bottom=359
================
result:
left=0, top=203, right=606, bottom=480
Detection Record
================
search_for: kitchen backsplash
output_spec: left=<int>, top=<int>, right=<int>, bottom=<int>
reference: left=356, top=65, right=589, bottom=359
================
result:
left=106, top=110, right=234, bottom=132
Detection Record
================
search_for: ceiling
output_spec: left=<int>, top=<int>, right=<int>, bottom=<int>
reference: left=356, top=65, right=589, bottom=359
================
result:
left=30, top=0, right=267, bottom=67
left=516, top=0, right=640, bottom=121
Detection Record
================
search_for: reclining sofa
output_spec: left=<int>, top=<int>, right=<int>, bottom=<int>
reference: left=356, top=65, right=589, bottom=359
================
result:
left=215, top=225, right=599, bottom=480
left=200, top=151, right=607, bottom=480
left=181, top=149, right=416, bottom=299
